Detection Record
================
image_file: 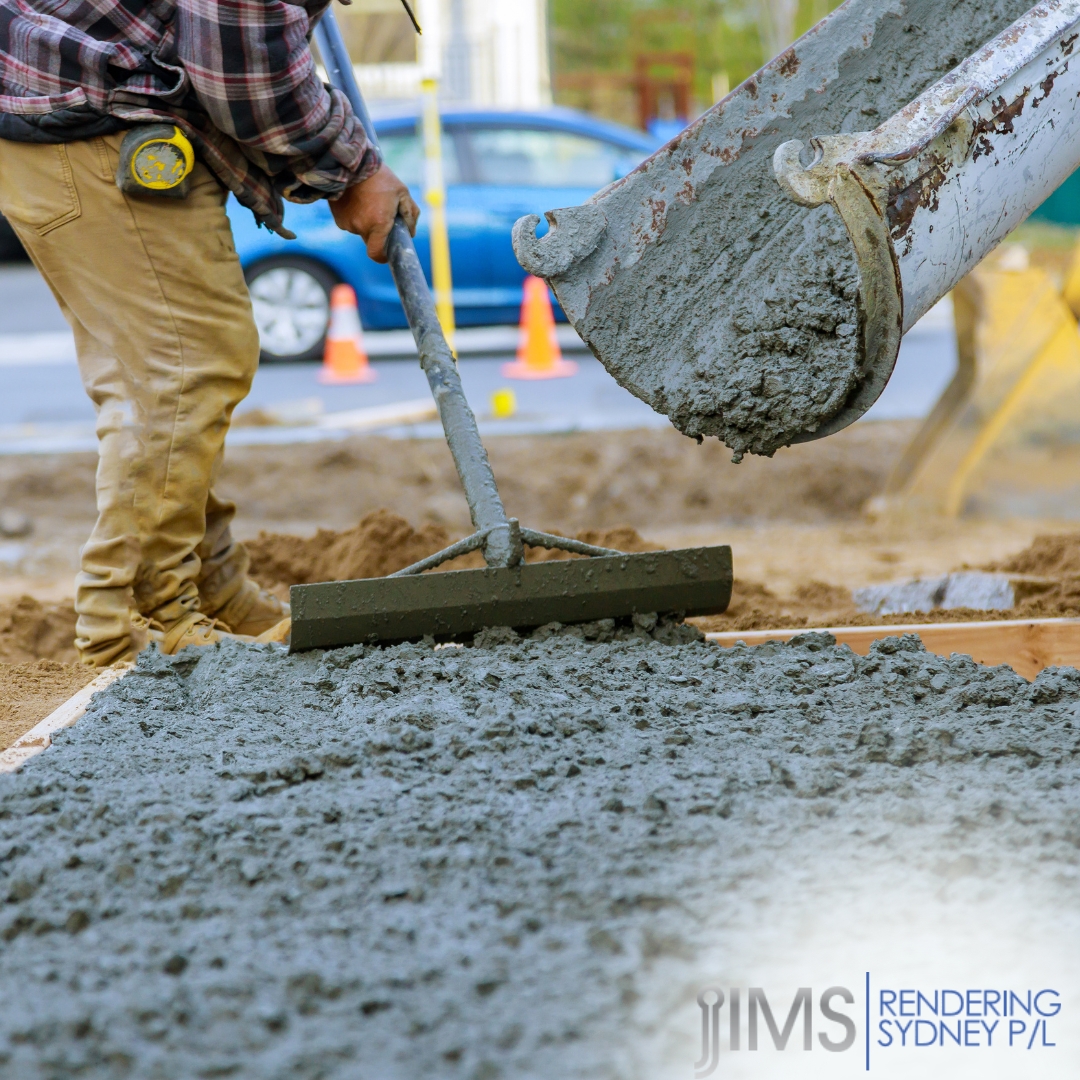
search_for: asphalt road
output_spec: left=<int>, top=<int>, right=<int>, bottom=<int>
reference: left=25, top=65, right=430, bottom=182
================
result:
left=0, top=263, right=957, bottom=450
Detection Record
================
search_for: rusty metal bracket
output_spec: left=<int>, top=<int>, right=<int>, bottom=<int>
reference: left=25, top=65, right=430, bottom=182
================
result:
left=771, top=0, right=1080, bottom=433
left=774, top=146, right=904, bottom=441
left=775, top=0, right=1080, bottom=330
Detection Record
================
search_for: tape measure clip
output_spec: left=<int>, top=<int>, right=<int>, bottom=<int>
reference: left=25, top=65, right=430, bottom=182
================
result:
left=116, top=124, right=195, bottom=198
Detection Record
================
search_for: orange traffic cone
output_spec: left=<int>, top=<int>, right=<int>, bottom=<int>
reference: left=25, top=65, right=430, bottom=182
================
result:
left=318, top=284, right=377, bottom=384
left=501, top=276, right=578, bottom=380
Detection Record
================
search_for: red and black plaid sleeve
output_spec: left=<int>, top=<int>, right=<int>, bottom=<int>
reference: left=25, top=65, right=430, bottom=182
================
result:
left=0, top=0, right=380, bottom=235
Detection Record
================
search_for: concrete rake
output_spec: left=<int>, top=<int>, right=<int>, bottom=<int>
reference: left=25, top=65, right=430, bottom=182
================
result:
left=290, top=11, right=732, bottom=651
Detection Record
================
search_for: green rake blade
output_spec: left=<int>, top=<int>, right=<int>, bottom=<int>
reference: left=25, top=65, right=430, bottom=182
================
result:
left=289, top=546, right=732, bottom=651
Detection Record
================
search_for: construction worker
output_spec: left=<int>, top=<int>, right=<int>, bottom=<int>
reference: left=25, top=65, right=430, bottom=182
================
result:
left=0, top=0, right=420, bottom=666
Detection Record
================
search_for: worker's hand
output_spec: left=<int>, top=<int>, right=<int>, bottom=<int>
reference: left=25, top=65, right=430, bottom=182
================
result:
left=330, top=164, right=420, bottom=263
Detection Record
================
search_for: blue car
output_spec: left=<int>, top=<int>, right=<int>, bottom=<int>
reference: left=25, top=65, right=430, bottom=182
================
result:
left=229, top=107, right=657, bottom=361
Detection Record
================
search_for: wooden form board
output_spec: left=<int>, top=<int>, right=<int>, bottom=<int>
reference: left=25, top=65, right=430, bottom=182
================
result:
left=706, top=618, right=1080, bottom=681
left=0, top=663, right=131, bottom=775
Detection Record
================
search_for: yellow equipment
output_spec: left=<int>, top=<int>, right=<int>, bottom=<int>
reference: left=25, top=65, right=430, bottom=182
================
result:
left=116, top=124, right=195, bottom=198
left=880, top=245, right=1080, bottom=519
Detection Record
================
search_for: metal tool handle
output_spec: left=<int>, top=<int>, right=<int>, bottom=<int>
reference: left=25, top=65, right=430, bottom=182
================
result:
left=313, top=10, right=516, bottom=565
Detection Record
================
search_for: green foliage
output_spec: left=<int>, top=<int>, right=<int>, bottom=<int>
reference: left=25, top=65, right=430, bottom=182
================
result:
left=550, top=0, right=845, bottom=114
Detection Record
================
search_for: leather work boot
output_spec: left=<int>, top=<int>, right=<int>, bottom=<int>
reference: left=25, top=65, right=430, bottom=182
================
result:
left=202, top=579, right=289, bottom=637
left=254, top=616, right=292, bottom=645
left=151, top=611, right=251, bottom=656
left=106, top=611, right=251, bottom=665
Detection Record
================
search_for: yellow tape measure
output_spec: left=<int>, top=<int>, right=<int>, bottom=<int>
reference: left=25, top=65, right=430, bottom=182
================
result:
left=116, top=124, right=195, bottom=198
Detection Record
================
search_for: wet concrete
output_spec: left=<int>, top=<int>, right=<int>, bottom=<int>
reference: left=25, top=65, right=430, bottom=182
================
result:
left=0, top=625, right=1077, bottom=1075
left=0, top=631, right=1077, bottom=1077
left=553, top=0, right=1033, bottom=459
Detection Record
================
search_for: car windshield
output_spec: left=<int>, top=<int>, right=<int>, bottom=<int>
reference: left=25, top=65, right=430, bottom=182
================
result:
left=377, top=130, right=461, bottom=188
left=467, top=127, right=639, bottom=188
left=375, top=123, right=643, bottom=190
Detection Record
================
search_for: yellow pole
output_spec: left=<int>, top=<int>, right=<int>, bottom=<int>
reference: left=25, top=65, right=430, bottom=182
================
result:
left=421, top=77, right=455, bottom=351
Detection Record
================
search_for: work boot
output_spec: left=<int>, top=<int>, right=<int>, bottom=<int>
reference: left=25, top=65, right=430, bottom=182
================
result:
left=151, top=611, right=251, bottom=656
left=255, top=616, right=292, bottom=645
left=202, top=578, right=289, bottom=637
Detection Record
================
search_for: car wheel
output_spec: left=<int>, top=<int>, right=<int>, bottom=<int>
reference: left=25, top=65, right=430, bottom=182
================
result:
left=244, top=256, right=340, bottom=363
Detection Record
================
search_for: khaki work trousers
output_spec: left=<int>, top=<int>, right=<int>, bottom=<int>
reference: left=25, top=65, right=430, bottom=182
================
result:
left=0, top=134, right=260, bottom=665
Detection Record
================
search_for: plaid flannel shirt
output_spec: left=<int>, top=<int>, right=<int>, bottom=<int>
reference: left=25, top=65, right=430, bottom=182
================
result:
left=0, top=0, right=380, bottom=235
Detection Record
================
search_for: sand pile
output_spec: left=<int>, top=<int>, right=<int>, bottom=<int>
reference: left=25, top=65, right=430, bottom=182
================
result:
left=990, top=532, right=1080, bottom=577
left=0, top=598, right=87, bottom=741
left=245, top=509, right=657, bottom=591
left=0, top=630, right=1077, bottom=1077
left=982, top=532, right=1080, bottom=618
left=0, top=595, right=77, bottom=665
left=0, top=660, right=93, bottom=750
left=245, top=508, right=453, bottom=589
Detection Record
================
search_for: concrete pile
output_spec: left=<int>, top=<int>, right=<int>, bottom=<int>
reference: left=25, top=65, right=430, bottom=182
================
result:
left=0, top=627, right=1077, bottom=1077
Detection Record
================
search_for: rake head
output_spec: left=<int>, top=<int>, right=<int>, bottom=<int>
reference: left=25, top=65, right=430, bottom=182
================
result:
left=289, top=545, right=732, bottom=651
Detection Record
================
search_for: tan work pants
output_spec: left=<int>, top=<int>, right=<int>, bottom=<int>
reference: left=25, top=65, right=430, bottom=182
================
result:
left=0, top=134, right=260, bottom=665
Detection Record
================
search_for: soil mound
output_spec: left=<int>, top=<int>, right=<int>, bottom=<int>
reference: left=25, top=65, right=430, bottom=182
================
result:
left=246, top=511, right=657, bottom=589
left=981, top=532, right=1080, bottom=618
left=989, top=532, right=1080, bottom=577
left=0, top=595, right=77, bottom=665
left=0, top=659, right=93, bottom=750
left=246, top=509, right=452, bottom=588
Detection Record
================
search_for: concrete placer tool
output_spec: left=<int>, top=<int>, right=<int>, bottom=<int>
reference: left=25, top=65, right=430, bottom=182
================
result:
left=289, top=10, right=733, bottom=651
left=512, top=0, right=1079, bottom=461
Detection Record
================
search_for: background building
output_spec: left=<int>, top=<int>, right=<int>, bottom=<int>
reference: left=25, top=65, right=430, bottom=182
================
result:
left=339, top=0, right=552, bottom=109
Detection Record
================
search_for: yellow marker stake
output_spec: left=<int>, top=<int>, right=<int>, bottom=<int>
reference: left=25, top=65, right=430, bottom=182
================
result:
left=491, top=388, right=517, bottom=419
left=421, top=78, right=455, bottom=351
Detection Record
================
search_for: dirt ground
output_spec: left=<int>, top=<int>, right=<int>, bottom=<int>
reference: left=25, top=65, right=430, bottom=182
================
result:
left=0, top=597, right=90, bottom=751
left=0, top=660, right=93, bottom=751
left=3, top=419, right=1080, bottom=739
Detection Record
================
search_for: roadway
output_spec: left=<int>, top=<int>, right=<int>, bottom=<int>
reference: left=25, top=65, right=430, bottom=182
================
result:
left=0, top=263, right=957, bottom=454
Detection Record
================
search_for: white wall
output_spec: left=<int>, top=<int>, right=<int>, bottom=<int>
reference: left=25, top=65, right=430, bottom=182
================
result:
left=356, top=0, right=551, bottom=108
left=459, top=0, right=551, bottom=108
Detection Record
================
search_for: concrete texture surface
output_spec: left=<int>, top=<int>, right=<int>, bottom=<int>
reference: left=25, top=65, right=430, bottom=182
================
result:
left=0, top=629, right=1077, bottom=1078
